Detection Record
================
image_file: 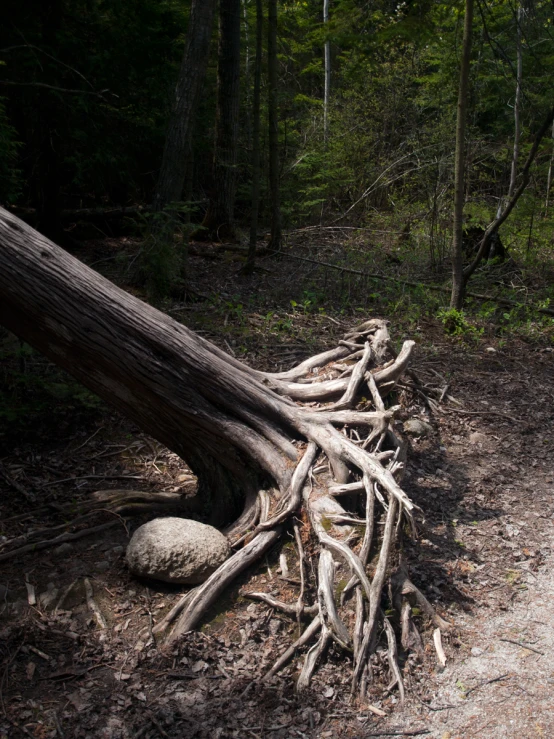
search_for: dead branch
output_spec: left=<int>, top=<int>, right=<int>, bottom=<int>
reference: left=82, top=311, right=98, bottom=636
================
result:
left=277, top=251, right=554, bottom=317
left=166, top=530, right=281, bottom=641
left=0, top=521, right=120, bottom=563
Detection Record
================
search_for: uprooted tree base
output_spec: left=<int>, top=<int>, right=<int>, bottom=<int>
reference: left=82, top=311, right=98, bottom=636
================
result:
left=0, top=206, right=451, bottom=702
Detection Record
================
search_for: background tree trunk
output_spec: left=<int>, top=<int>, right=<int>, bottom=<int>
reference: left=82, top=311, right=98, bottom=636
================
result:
left=33, top=0, right=64, bottom=244
left=245, top=0, right=263, bottom=273
left=200, top=0, right=241, bottom=241
left=544, top=119, right=554, bottom=215
left=450, top=0, right=474, bottom=310
left=268, top=0, right=282, bottom=251
left=152, top=0, right=217, bottom=215
left=323, top=0, right=330, bottom=143
left=463, top=103, right=554, bottom=285
left=508, top=3, right=523, bottom=202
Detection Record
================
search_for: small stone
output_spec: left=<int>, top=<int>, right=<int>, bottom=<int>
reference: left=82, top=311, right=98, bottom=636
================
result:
left=403, top=418, right=433, bottom=437
left=96, top=561, right=109, bottom=572
left=110, top=546, right=124, bottom=556
left=126, top=517, right=230, bottom=585
left=485, top=347, right=496, bottom=353
left=54, top=543, right=74, bottom=556
left=471, top=647, right=484, bottom=656
left=469, top=432, right=488, bottom=445
left=39, top=583, right=58, bottom=609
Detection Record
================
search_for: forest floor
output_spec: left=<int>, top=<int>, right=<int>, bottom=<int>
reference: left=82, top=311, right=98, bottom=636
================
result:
left=1, top=235, right=554, bottom=738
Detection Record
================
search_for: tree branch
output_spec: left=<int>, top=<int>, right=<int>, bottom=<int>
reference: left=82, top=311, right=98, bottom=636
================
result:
left=463, top=103, right=554, bottom=283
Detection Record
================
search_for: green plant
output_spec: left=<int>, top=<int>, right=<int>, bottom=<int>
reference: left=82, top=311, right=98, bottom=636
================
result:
left=136, top=204, right=193, bottom=299
left=0, top=333, right=106, bottom=434
left=437, top=308, right=483, bottom=337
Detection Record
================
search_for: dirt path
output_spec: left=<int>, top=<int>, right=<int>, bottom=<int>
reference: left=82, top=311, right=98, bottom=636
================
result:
left=404, top=550, right=554, bottom=738
left=392, top=340, right=554, bottom=739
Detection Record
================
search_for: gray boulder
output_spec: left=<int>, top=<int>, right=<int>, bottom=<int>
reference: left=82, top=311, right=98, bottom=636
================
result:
left=126, top=518, right=230, bottom=585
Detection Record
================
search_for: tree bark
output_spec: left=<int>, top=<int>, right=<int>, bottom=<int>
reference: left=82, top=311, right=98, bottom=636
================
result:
left=267, top=0, right=282, bottom=251
left=450, top=0, right=474, bottom=309
left=0, top=208, right=417, bottom=536
left=152, top=0, right=217, bottom=214
left=244, top=0, right=263, bottom=274
left=200, top=0, right=241, bottom=241
left=507, top=3, right=523, bottom=202
left=545, top=119, right=554, bottom=215
left=32, top=0, right=64, bottom=245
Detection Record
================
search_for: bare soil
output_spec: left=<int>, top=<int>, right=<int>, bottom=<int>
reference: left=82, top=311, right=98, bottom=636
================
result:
left=1, top=242, right=553, bottom=738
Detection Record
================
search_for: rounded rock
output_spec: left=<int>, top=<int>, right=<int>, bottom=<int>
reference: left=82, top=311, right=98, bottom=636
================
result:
left=403, top=418, right=433, bottom=437
left=126, top=517, right=230, bottom=585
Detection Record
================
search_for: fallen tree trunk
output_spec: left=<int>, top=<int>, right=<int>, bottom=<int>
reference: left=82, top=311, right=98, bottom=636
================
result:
left=0, top=206, right=445, bottom=699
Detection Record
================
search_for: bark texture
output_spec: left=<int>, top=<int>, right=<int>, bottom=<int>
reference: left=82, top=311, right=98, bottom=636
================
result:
left=267, top=0, right=282, bottom=250
left=153, top=0, right=217, bottom=214
left=0, top=206, right=287, bottom=525
left=244, top=0, right=263, bottom=273
left=200, top=0, right=241, bottom=241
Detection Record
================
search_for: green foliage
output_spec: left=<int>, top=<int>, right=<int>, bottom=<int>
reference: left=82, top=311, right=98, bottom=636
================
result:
left=1, top=0, right=553, bottom=313
left=0, top=338, right=103, bottom=441
left=136, top=204, right=194, bottom=299
left=437, top=307, right=483, bottom=337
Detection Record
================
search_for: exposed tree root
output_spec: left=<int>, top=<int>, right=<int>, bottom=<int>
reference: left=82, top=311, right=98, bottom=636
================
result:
left=91, top=489, right=202, bottom=516
left=0, top=520, right=121, bottom=563
left=265, top=615, right=322, bottom=679
left=5, top=317, right=445, bottom=701
left=153, top=530, right=281, bottom=639
left=244, top=592, right=318, bottom=616
left=152, top=319, right=449, bottom=702
left=0, top=213, right=453, bottom=702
